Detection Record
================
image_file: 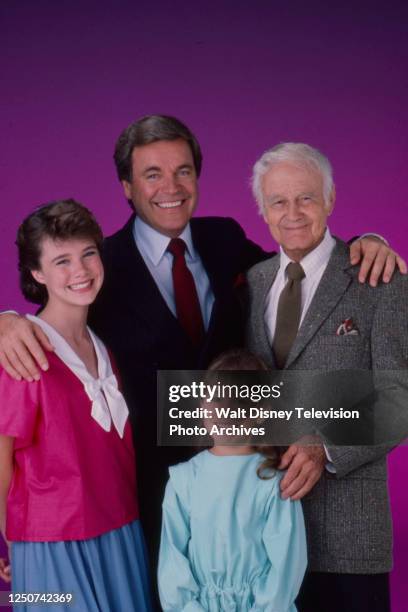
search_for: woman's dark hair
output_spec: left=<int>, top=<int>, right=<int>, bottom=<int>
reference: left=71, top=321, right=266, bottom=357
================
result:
left=113, top=114, right=203, bottom=183
left=207, top=348, right=283, bottom=480
left=16, top=198, right=103, bottom=306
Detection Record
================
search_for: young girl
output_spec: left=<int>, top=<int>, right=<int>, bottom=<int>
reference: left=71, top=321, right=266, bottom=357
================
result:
left=158, top=349, right=307, bottom=611
left=0, top=199, right=152, bottom=611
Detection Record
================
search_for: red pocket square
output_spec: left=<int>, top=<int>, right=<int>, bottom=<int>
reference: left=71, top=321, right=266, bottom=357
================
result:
left=336, top=318, right=359, bottom=336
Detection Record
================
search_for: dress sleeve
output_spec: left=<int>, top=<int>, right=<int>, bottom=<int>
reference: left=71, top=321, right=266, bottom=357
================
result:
left=158, top=478, right=205, bottom=612
left=250, top=478, right=307, bottom=611
left=0, top=369, right=39, bottom=448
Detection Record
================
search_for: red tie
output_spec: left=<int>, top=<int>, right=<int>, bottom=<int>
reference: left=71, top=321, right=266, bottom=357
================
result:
left=167, top=238, right=205, bottom=346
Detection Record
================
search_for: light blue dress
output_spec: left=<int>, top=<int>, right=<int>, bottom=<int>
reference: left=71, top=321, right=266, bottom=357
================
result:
left=158, top=450, right=307, bottom=611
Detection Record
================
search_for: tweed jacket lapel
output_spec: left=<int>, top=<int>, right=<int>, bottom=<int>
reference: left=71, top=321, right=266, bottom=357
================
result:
left=250, top=255, right=281, bottom=368
left=285, top=239, right=353, bottom=368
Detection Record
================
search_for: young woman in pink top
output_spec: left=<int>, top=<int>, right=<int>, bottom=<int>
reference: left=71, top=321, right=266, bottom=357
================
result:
left=0, top=200, right=152, bottom=611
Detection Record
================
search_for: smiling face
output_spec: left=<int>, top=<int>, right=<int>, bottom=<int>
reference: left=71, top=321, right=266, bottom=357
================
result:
left=261, top=161, right=335, bottom=261
left=121, top=138, right=199, bottom=237
left=31, top=237, right=104, bottom=312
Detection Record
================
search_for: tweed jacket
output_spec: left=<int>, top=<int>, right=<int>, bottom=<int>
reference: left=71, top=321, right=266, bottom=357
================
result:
left=246, top=238, right=408, bottom=574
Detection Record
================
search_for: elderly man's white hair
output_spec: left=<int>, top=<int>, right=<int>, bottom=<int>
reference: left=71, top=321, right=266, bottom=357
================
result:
left=251, top=142, right=334, bottom=215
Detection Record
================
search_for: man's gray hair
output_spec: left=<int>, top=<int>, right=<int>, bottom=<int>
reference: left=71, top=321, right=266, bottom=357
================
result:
left=251, top=142, right=334, bottom=214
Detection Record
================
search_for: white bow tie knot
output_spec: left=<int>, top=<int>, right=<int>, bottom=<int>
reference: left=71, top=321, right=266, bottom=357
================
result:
left=85, top=374, right=129, bottom=438
left=25, top=316, right=130, bottom=438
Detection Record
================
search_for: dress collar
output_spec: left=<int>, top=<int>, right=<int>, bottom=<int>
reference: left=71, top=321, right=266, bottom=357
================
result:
left=27, top=315, right=129, bottom=437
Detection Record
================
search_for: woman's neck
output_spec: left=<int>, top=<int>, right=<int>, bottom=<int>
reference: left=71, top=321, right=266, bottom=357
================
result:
left=38, top=303, right=89, bottom=345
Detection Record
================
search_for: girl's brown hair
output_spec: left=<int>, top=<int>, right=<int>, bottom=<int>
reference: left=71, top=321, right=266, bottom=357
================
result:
left=207, top=348, right=284, bottom=479
left=16, top=199, right=103, bottom=305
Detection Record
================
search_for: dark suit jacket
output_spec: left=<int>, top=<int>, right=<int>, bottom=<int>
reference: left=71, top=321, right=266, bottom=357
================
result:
left=88, top=214, right=269, bottom=553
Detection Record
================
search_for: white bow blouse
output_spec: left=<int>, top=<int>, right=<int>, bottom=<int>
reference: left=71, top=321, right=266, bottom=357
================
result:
left=27, top=314, right=129, bottom=438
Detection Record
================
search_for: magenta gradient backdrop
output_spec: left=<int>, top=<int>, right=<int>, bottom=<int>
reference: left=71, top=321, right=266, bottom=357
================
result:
left=1, top=1, right=407, bottom=609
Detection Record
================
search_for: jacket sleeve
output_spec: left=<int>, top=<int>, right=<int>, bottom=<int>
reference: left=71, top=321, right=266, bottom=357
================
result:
left=251, top=479, right=307, bottom=611
left=158, top=477, right=205, bottom=612
left=223, top=216, right=274, bottom=272
left=326, top=273, right=408, bottom=478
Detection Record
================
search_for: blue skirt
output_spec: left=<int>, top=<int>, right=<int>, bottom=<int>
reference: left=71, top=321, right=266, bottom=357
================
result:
left=11, top=520, right=153, bottom=611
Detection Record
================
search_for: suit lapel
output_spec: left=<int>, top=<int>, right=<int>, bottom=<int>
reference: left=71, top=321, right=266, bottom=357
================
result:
left=190, top=220, right=228, bottom=340
left=285, top=240, right=353, bottom=367
left=106, top=216, right=183, bottom=332
left=190, top=220, right=224, bottom=301
left=114, top=217, right=232, bottom=348
left=253, top=256, right=281, bottom=368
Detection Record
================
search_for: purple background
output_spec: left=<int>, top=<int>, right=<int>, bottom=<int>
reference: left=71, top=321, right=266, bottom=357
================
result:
left=1, top=1, right=407, bottom=609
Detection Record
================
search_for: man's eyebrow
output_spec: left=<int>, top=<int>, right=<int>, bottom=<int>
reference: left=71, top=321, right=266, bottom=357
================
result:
left=266, top=193, right=285, bottom=201
left=298, top=191, right=317, bottom=198
left=142, top=165, right=161, bottom=174
left=177, top=163, right=194, bottom=170
left=141, top=163, right=194, bottom=175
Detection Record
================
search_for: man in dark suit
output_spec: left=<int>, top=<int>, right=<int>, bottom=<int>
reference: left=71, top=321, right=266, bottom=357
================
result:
left=90, top=117, right=266, bottom=565
left=246, top=142, right=408, bottom=612
left=0, top=116, right=405, bottom=592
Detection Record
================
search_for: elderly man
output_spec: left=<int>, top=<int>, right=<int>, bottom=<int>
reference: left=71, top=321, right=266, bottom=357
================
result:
left=246, top=142, right=408, bottom=612
left=0, top=117, right=404, bottom=587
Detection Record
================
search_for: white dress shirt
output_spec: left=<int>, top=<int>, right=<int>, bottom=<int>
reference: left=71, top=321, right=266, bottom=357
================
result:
left=264, top=228, right=337, bottom=469
left=264, top=228, right=336, bottom=344
left=133, top=217, right=215, bottom=330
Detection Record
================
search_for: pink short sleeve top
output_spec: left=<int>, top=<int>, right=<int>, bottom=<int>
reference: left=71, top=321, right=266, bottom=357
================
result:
left=0, top=348, right=139, bottom=542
